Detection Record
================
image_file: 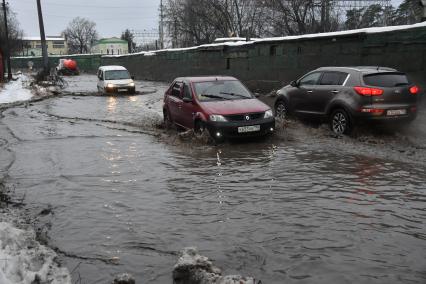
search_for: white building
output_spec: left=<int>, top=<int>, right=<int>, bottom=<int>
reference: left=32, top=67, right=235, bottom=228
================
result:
left=91, top=37, right=128, bottom=55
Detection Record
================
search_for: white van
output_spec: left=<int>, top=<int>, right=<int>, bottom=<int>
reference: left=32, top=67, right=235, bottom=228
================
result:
left=97, top=65, right=135, bottom=94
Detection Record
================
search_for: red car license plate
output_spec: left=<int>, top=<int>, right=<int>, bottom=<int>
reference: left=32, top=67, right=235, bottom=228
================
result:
left=238, top=125, right=260, bottom=133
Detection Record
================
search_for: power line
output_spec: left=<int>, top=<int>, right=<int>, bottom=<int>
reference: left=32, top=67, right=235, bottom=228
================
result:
left=12, top=7, right=158, bottom=17
left=16, top=0, right=158, bottom=9
left=13, top=9, right=158, bottom=21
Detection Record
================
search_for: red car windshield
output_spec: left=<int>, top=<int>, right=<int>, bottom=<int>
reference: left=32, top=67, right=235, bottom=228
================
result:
left=194, top=80, right=253, bottom=101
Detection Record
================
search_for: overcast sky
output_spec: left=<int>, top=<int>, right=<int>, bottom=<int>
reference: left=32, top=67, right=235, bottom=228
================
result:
left=10, top=0, right=403, bottom=39
left=9, top=0, right=161, bottom=38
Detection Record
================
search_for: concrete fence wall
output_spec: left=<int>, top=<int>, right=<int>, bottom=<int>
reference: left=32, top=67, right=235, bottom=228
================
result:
left=11, top=24, right=426, bottom=92
left=11, top=54, right=102, bottom=73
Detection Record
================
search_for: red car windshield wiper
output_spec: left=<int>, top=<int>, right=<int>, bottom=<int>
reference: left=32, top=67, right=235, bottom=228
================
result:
left=220, top=92, right=251, bottom=99
left=201, top=94, right=231, bottom=100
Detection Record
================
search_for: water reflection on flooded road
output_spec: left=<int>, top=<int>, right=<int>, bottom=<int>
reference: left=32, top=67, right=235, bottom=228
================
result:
left=0, top=78, right=425, bottom=283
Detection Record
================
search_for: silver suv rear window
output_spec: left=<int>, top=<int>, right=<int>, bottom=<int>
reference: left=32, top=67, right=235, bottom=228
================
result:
left=363, top=73, right=409, bottom=87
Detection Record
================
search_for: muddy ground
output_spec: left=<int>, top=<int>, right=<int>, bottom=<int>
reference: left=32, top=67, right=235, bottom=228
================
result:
left=0, top=74, right=425, bottom=283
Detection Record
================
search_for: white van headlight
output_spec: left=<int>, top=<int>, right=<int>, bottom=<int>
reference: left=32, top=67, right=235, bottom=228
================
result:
left=129, top=82, right=135, bottom=87
left=264, top=110, right=273, bottom=118
left=106, top=83, right=114, bottom=89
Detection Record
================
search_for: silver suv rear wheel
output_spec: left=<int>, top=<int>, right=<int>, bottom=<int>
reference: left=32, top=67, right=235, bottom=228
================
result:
left=330, top=109, right=352, bottom=135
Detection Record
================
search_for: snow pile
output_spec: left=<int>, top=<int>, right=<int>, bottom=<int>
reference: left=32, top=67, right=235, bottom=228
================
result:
left=0, top=75, right=33, bottom=104
left=173, top=247, right=256, bottom=284
left=112, top=273, right=136, bottom=284
left=0, top=221, right=71, bottom=284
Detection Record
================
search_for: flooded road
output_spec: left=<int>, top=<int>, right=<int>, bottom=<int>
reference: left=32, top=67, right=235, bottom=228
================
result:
left=0, top=75, right=425, bottom=283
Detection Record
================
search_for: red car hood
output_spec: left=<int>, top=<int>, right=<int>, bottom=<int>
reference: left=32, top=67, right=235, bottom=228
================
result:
left=200, top=99, right=270, bottom=115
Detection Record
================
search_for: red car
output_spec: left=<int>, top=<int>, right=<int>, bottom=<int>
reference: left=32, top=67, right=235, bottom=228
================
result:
left=163, top=76, right=275, bottom=140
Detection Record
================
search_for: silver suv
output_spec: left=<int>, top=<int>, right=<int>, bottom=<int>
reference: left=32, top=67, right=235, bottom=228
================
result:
left=274, top=66, right=420, bottom=134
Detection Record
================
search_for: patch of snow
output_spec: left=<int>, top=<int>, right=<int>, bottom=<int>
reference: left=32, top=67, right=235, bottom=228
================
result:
left=103, top=50, right=159, bottom=58
left=0, top=75, right=33, bottom=104
left=214, top=37, right=248, bottom=42
left=173, top=247, right=256, bottom=284
left=142, top=51, right=156, bottom=56
left=0, top=217, right=71, bottom=284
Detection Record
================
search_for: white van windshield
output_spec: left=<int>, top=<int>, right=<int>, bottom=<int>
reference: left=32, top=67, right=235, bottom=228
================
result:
left=105, top=70, right=131, bottom=80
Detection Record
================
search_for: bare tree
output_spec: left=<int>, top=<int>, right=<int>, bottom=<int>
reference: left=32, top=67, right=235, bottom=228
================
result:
left=164, top=0, right=219, bottom=47
left=0, top=4, right=23, bottom=56
left=264, top=0, right=341, bottom=36
left=229, top=0, right=270, bottom=37
left=345, top=4, right=384, bottom=29
left=63, top=17, right=98, bottom=54
left=163, top=0, right=421, bottom=47
left=163, top=0, right=268, bottom=47
left=395, top=0, right=423, bottom=24
left=121, top=29, right=136, bottom=53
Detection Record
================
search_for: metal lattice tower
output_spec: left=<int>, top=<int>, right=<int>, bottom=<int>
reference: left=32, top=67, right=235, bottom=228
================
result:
left=130, top=29, right=160, bottom=46
left=333, top=0, right=391, bottom=11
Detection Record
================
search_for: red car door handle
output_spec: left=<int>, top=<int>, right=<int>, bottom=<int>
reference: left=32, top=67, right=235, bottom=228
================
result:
left=331, top=90, right=339, bottom=94
left=307, top=90, right=313, bottom=94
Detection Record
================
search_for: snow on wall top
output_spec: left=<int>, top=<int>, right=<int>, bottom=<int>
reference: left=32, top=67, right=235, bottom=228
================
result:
left=214, top=37, right=251, bottom=42
left=103, top=22, right=426, bottom=58
left=256, top=21, right=426, bottom=42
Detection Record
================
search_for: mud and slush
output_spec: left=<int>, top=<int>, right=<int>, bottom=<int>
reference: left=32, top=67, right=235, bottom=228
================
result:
left=0, top=75, right=425, bottom=283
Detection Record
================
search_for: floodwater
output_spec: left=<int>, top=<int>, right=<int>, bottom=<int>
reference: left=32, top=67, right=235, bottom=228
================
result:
left=0, top=75, right=425, bottom=283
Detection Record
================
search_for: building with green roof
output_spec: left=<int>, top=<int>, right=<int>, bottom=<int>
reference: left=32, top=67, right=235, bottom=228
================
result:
left=92, top=37, right=128, bottom=55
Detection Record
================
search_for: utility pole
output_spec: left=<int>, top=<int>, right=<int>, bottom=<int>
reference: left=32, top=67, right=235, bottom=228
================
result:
left=2, top=0, right=12, bottom=80
left=421, top=0, right=426, bottom=22
left=36, top=0, right=49, bottom=77
left=233, top=0, right=242, bottom=36
left=159, top=0, right=164, bottom=49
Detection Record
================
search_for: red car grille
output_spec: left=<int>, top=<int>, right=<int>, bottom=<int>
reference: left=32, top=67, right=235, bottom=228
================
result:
left=225, top=112, right=264, bottom=121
